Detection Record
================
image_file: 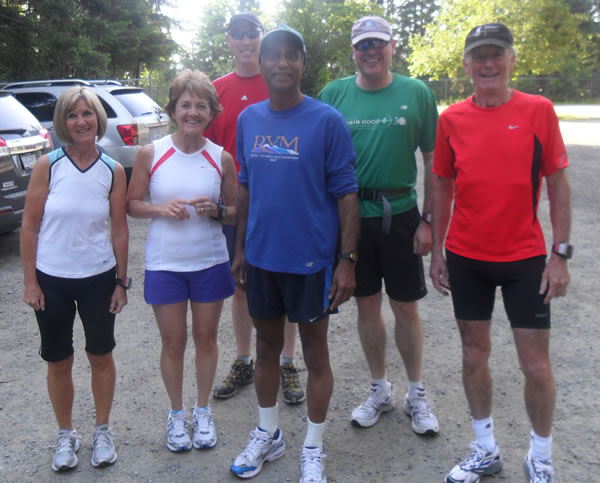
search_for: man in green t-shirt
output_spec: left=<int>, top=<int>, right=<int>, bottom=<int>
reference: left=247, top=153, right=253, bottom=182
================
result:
left=318, top=15, right=439, bottom=436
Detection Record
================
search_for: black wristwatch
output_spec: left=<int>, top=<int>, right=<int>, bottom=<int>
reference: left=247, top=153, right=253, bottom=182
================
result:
left=552, top=243, right=573, bottom=259
left=339, top=251, right=358, bottom=263
left=116, top=276, right=132, bottom=289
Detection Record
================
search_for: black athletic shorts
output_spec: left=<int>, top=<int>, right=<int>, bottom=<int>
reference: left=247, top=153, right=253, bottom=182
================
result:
left=355, top=206, right=427, bottom=302
left=222, top=224, right=236, bottom=264
left=245, top=263, right=337, bottom=323
left=35, top=267, right=117, bottom=362
left=445, top=250, right=550, bottom=329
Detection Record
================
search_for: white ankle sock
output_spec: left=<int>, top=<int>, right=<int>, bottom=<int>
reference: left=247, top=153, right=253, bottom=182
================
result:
left=529, top=429, right=552, bottom=460
left=372, top=377, right=389, bottom=392
left=472, top=416, right=496, bottom=452
left=258, top=404, right=278, bottom=436
left=303, top=418, right=326, bottom=450
left=237, top=354, right=251, bottom=365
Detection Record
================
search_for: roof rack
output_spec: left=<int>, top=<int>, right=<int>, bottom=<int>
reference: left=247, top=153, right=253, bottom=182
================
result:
left=3, top=79, right=91, bottom=89
left=88, top=80, right=124, bottom=86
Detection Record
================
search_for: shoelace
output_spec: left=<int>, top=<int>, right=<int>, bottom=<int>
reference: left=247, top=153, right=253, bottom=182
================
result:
left=168, top=414, right=189, bottom=437
left=55, top=431, right=79, bottom=454
left=194, top=409, right=212, bottom=433
left=360, top=387, right=385, bottom=411
left=93, top=428, right=114, bottom=451
left=410, top=396, right=434, bottom=421
left=226, top=362, right=251, bottom=385
left=281, top=365, right=301, bottom=389
left=241, top=430, right=270, bottom=460
left=530, top=457, right=554, bottom=480
left=302, top=448, right=326, bottom=482
left=461, top=442, right=491, bottom=469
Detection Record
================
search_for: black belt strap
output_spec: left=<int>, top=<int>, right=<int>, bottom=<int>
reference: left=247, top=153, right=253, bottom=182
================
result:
left=358, top=187, right=414, bottom=234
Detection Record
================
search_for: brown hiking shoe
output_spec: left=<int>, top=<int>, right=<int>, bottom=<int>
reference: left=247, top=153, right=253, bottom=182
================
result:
left=213, top=359, right=254, bottom=399
left=280, top=362, right=305, bottom=405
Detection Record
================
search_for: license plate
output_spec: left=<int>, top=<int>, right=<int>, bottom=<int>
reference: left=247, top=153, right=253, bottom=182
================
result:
left=20, top=152, right=37, bottom=169
left=150, top=127, right=162, bottom=140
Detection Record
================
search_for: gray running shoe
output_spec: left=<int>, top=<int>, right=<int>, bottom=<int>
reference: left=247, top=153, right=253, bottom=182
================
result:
left=445, top=441, right=502, bottom=482
left=351, top=382, right=396, bottom=428
left=524, top=454, right=555, bottom=482
left=230, top=427, right=285, bottom=479
left=51, top=429, right=80, bottom=472
left=90, top=424, right=117, bottom=467
left=403, top=389, right=440, bottom=435
left=214, top=359, right=254, bottom=399
left=281, top=362, right=306, bottom=405
left=192, top=406, right=217, bottom=449
left=299, top=446, right=327, bottom=482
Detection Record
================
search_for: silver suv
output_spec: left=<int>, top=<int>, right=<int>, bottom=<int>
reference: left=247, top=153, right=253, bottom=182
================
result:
left=0, top=91, right=52, bottom=233
left=4, top=80, right=169, bottom=181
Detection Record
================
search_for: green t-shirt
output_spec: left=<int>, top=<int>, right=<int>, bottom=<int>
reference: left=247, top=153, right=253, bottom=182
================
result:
left=318, top=74, right=438, bottom=217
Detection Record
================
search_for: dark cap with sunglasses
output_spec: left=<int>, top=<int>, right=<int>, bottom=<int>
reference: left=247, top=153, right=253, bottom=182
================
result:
left=464, top=23, right=513, bottom=55
left=227, top=12, right=264, bottom=33
left=351, top=16, right=392, bottom=45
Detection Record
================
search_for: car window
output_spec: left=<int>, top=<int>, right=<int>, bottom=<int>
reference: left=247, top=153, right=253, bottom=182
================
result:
left=13, top=92, right=57, bottom=122
left=98, top=97, right=117, bottom=119
left=110, top=90, right=163, bottom=117
left=0, top=94, right=41, bottom=134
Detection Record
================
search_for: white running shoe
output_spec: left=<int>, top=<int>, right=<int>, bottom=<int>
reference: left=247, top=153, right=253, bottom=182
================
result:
left=90, top=425, right=117, bottom=467
left=403, top=389, right=440, bottom=435
left=192, top=406, right=217, bottom=449
left=445, top=441, right=502, bottom=482
left=51, top=429, right=80, bottom=472
left=523, top=454, right=555, bottom=482
left=166, top=410, right=192, bottom=452
left=230, top=427, right=285, bottom=479
left=299, top=446, right=327, bottom=483
left=351, top=383, right=396, bottom=428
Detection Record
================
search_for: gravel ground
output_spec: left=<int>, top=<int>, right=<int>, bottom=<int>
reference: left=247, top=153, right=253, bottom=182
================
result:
left=0, top=121, right=598, bottom=482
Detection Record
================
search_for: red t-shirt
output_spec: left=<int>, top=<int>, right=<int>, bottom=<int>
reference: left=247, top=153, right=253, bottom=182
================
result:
left=433, top=90, right=568, bottom=262
left=204, top=71, right=269, bottom=173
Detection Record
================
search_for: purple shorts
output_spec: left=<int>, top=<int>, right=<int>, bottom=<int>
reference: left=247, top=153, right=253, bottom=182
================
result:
left=144, top=262, right=235, bottom=305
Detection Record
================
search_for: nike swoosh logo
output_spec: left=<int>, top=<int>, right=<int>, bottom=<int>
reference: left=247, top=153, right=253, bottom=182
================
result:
left=309, top=315, right=320, bottom=322
left=508, top=125, right=520, bottom=130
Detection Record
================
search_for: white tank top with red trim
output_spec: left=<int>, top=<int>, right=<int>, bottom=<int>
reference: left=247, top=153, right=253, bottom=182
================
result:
left=144, top=135, right=228, bottom=271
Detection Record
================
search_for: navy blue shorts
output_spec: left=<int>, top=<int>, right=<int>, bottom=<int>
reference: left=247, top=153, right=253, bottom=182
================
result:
left=35, top=267, right=117, bottom=362
left=245, top=263, right=338, bottom=323
left=144, top=262, right=235, bottom=305
left=446, top=250, right=550, bottom=329
left=355, top=207, right=427, bottom=302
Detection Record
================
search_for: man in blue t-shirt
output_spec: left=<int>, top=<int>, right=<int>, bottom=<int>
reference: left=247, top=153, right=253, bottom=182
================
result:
left=230, top=25, right=359, bottom=482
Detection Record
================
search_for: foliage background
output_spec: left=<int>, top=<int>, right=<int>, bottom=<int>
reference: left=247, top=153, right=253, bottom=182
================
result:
left=1, top=0, right=599, bottom=100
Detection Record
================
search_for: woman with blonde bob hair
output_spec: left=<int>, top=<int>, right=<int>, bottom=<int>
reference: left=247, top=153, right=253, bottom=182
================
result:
left=21, top=86, right=129, bottom=472
left=128, top=69, right=237, bottom=453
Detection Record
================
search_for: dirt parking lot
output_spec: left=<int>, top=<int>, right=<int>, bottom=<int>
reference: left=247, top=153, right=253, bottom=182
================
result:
left=0, top=121, right=598, bottom=482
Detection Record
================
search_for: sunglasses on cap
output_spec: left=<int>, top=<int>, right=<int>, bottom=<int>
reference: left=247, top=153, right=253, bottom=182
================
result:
left=353, top=38, right=389, bottom=51
left=229, top=30, right=261, bottom=40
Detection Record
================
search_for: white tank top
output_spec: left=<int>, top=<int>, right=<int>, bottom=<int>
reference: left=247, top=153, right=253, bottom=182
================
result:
left=36, top=148, right=117, bottom=278
left=144, top=135, right=229, bottom=271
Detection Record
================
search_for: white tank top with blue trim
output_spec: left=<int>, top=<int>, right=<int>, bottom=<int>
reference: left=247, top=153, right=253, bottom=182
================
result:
left=145, top=135, right=228, bottom=271
left=36, top=147, right=117, bottom=278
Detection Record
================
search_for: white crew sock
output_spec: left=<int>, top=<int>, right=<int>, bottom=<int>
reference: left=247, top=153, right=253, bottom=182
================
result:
left=258, top=404, right=278, bottom=436
left=472, top=416, right=496, bottom=452
left=303, top=418, right=326, bottom=450
left=529, top=429, right=552, bottom=460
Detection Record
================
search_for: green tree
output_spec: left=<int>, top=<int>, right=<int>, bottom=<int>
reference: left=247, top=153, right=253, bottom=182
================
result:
left=407, top=0, right=593, bottom=79
left=279, top=0, right=383, bottom=96
left=184, top=0, right=261, bottom=79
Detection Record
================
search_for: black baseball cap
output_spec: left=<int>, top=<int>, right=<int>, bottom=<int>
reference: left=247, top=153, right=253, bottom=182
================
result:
left=464, top=23, right=513, bottom=55
left=227, top=13, right=264, bottom=32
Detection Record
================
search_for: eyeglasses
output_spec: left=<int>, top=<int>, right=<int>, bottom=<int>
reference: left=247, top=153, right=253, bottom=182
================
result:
left=229, top=30, right=261, bottom=40
left=353, top=39, right=389, bottom=51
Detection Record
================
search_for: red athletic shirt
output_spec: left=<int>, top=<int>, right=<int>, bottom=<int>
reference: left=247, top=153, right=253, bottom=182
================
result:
left=433, top=90, right=568, bottom=262
left=204, top=71, right=269, bottom=173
